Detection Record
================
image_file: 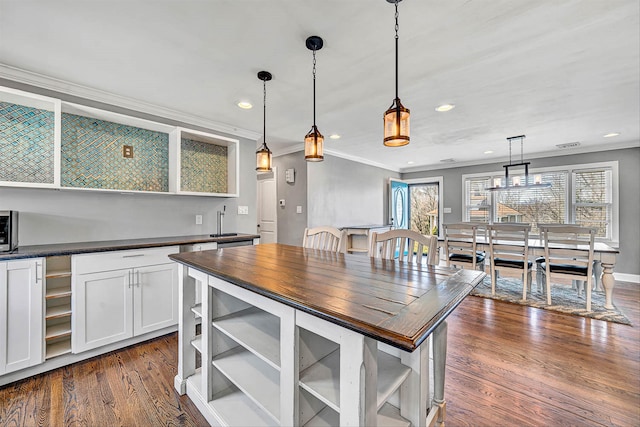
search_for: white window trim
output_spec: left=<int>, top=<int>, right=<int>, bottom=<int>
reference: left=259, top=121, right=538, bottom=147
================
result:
left=461, top=161, right=619, bottom=245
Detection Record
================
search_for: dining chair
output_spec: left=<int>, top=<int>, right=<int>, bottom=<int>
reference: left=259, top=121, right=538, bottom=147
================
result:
left=302, top=226, right=347, bottom=253
left=486, top=223, right=533, bottom=300
left=539, top=225, right=596, bottom=311
left=369, top=229, right=438, bottom=265
left=442, top=222, right=485, bottom=271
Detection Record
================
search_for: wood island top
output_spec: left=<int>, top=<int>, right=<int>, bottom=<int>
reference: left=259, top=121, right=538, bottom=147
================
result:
left=169, top=243, right=485, bottom=351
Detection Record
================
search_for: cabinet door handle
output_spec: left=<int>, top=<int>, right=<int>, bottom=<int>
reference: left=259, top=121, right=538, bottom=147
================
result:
left=128, top=270, right=133, bottom=288
left=36, top=262, right=42, bottom=283
left=122, top=254, right=145, bottom=258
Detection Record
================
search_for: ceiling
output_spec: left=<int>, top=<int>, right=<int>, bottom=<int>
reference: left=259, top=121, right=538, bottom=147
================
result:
left=1, top=0, right=638, bottom=172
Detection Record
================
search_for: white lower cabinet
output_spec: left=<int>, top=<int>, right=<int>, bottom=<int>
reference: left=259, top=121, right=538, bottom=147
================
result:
left=72, top=246, right=179, bottom=353
left=0, top=258, right=44, bottom=375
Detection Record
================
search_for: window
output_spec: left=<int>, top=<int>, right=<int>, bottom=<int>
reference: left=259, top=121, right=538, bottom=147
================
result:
left=462, top=162, right=618, bottom=241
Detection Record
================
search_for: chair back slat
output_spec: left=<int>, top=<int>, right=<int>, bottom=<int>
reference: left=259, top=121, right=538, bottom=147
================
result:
left=303, top=226, right=346, bottom=253
left=369, top=229, right=438, bottom=265
left=443, top=222, right=484, bottom=270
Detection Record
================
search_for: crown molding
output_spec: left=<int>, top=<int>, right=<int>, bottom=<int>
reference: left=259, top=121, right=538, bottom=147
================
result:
left=0, top=64, right=261, bottom=140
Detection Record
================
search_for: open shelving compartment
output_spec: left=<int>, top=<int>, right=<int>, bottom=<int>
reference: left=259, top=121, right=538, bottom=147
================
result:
left=297, top=316, right=413, bottom=427
left=184, top=274, right=294, bottom=427
left=44, top=256, right=72, bottom=359
left=170, top=127, right=239, bottom=197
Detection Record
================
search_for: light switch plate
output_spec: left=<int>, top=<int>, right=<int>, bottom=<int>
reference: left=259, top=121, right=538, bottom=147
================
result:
left=444, top=207, right=452, bottom=214
left=238, top=206, right=249, bottom=215
left=296, top=206, right=303, bottom=214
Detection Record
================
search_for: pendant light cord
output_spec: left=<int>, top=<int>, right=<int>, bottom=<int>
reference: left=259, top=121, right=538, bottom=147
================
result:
left=395, top=0, right=399, bottom=100
left=263, top=78, right=267, bottom=149
left=312, top=49, right=317, bottom=129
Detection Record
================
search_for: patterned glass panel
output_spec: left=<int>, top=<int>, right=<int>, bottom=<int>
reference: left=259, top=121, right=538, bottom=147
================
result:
left=61, top=113, right=169, bottom=192
left=180, top=138, right=228, bottom=193
left=0, top=102, right=55, bottom=183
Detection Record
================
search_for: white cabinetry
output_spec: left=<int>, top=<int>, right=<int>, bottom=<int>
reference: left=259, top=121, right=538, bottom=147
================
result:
left=72, top=246, right=179, bottom=353
left=0, top=258, right=44, bottom=375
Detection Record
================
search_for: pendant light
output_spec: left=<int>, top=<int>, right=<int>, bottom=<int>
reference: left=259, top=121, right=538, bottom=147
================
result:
left=383, top=0, right=410, bottom=147
left=256, top=71, right=273, bottom=172
left=304, top=36, right=324, bottom=162
left=485, top=135, right=552, bottom=191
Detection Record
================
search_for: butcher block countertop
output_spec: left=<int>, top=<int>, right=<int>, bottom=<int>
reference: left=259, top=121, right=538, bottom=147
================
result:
left=169, top=243, right=485, bottom=351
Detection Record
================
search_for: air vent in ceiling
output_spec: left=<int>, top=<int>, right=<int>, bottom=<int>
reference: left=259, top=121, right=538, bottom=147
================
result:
left=556, top=142, right=581, bottom=149
left=440, top=158, right=455, bottom=163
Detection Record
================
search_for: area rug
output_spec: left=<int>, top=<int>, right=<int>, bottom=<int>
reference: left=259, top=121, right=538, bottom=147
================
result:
left=470, top=276, right=631, bottom=325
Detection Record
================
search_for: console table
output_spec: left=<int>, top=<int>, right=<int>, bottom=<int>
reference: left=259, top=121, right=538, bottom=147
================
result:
left=170, top=244, right=485, bottom=426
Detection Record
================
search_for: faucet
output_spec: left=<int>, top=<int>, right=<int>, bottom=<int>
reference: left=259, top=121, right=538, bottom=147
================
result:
left=216, top=205, right=226, bottom=236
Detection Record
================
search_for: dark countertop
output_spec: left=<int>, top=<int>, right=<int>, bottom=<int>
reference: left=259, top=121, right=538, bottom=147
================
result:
left=0, top=233, right=260, bottom=261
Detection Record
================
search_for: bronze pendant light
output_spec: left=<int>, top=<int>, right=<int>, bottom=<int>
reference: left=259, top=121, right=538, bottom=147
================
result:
left=383, top=0, right=410, bottom=147
left=256, top=71, right=273, bottom=172
left=304, top=36, right=324, bottom=162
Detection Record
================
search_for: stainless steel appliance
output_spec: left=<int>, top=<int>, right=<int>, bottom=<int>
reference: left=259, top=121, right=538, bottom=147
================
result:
left=0, top=210, right=18, bottom=252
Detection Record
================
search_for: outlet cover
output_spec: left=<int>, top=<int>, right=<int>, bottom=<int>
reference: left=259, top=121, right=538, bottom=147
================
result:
left=238, top=206, right=249, bottom=215
left=296, top=206, right=303, bottom=214
left=195, top=215, right=203, bottom=225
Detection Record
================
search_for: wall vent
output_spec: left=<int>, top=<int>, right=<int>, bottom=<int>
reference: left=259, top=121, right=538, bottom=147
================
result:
left=556, top=142, right=581, bottom=149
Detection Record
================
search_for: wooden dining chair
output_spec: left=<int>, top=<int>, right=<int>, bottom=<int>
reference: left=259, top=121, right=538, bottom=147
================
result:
left=369, top=229, right=438, bottom=265
left=442, top=223, right=485, bottom=271
left=486, top=223, right=533, bottom=300
left=302, top=226, right=346, bottom=253
left=539, top=225, right=596, bottom=311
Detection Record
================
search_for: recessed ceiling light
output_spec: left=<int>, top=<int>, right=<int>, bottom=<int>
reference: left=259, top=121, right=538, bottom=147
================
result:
left=407, top=161, right=415, bottom=165
left=237, top=101, right=252, bottom=109
left=435, top=104, right=455, bottom=112
left=603, top=132, right=620, bottom=138
left=484, top=150, right=494, bottom=154
left=329, top=134, right=341, bottom=140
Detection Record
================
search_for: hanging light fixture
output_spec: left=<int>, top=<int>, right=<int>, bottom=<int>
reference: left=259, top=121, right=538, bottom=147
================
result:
left=383, top=0, right=410, bottom=147
left=485, top=135, right=552, bottom=191
left=305, top=36, right=324, bottom=162
left=256, top=71, right=273, bottom=172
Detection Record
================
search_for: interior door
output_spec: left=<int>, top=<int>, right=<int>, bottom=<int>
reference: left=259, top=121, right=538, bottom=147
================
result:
left=257, top=168, right=277, bottom=243
left=390, top=179, right=409, bottom=229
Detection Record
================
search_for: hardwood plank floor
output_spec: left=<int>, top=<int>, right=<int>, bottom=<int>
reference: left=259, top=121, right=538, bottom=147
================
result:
left=1, top=282, right=638, bottom=426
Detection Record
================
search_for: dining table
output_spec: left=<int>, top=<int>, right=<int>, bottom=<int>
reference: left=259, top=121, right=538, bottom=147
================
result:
left=457, top=237, right=620, bottom=309
left=169, top=243, right=485, bottom=427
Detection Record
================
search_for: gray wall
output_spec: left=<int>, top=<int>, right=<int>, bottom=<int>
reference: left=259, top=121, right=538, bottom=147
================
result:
left=0, top=80, right=258, bottom=245
left=403, top=147, right=640, bottom=275
left=273, top=152, right=308, bottom=246
left=307, top=155, right=400, bottom=229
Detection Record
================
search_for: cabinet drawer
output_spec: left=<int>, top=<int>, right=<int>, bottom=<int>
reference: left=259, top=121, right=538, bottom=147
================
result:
left=73, top=246, right=179, bottom=275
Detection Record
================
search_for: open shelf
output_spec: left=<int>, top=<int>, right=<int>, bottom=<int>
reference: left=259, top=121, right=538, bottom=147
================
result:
left=191, top=303, right=202, bottom=318
left=187, top=370, right=275, bottom=427
left=45, top=285, right=72, bottom=299
left=46, top=337, right=72, bottom=359
left=191, top=335, right=203, bottom=353
left=299, top=347, right=412, bottom=413
left=212, top=346, right=280, bottom=423
left=45, top=270, right=72, bottom=279
left=46, top=304, right=72, bottom=320
left=46, top=321, right=71, bottom=340
left=212, top=306, right=280, bottom=369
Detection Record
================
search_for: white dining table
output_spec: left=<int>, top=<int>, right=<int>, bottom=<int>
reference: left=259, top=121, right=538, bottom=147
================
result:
left=444, top=238, right=620, bottom=309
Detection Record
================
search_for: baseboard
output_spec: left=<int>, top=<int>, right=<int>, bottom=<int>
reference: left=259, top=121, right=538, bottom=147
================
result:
left=614, top=273, right=640, bottom=283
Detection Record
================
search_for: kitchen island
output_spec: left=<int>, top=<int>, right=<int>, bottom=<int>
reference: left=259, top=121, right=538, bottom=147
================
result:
left=170, top=243, right=485, bottom=426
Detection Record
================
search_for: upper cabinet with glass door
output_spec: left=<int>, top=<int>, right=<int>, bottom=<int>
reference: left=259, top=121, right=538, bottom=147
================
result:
left=0, top=87, right=61, bottom=188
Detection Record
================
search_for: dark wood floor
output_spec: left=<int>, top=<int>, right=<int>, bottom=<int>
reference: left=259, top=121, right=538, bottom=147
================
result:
left=1, top=282, right=638, bottom=427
